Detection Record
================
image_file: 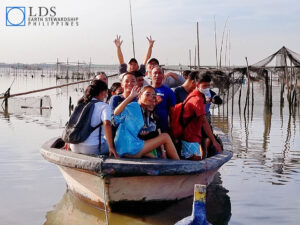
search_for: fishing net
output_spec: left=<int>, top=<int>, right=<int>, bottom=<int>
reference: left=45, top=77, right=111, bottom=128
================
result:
left=164, top=68, right=244, bottom=106
left=251, top=46, right=300, bottom=68
left=199, top=69, right=244, bottom=106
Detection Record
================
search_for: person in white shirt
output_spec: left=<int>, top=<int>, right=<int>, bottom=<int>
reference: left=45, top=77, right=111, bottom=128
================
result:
left=70, top=80, right=118, bottom=157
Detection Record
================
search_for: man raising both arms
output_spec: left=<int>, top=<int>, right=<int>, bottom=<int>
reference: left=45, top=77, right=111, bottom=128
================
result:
left=114, top=35, right=155, bottom=75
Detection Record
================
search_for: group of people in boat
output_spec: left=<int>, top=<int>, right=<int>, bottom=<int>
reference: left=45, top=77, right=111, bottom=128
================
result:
left=67, top=36, right=223, bottom=161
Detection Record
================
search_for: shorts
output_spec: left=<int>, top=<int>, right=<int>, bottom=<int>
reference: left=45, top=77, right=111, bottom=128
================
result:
left=181, top=140, right=204, bottom=160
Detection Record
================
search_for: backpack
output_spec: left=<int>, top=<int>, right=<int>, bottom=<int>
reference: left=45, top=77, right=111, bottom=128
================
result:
left=170, top=95, right=196, bottom=139
left=62, top=100, right=103, bottom=144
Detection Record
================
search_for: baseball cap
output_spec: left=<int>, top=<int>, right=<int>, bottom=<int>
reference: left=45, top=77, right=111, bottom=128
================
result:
left=128, top=58, right=138, bottom=64
left=147, top=58, right=159, bottom=65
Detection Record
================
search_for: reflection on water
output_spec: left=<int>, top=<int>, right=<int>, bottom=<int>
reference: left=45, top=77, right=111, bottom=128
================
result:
left=212, top=79, right=300, bottom=186
left=44, top=173, right=231, bottom=225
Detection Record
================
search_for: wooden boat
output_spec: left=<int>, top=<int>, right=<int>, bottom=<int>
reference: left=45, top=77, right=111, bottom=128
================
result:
left=40, top=128, right=232, bottom=211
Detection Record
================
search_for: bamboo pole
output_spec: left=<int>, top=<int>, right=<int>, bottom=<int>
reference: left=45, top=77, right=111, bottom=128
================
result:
left=270, top=71, right=273, bottom=108
left=129, top=0, right=136, bottom=58
left=66, top=58, right=69, bottom=79
left=219, top=17, right=229, bottom=68
left=214, top=16, right=218, bottom=68
left=244, top=57, right=250, bottom=115
left=229, top=29, right=231, bottom=68
left=231, top=76, right=234, bottom=117
left=0, top=79, right=92, bottom=100
left=194, top=45, right=197, bottom=68
left=197, top=22, right=200, bottom=69
left=56, top=58, right=59, bottom=77
left=225, top=30, right=229, bottom=67
left=189, top=49, right=192, bottom=69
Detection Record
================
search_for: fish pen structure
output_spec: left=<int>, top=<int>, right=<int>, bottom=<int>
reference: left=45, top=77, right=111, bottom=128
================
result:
left=248, top=46, right=300, bottom=111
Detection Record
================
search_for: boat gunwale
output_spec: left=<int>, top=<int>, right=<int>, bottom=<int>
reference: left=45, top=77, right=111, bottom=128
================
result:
left=40, top=129, right=232, bottom=177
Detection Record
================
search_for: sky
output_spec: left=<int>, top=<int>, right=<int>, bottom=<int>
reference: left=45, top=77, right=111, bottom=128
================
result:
left=0, top=0, right=300, bottom=66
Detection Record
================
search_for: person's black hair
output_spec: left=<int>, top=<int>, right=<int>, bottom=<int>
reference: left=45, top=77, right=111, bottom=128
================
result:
left=110, top=82, right=122, bottom=93
left=182, top=70, right=191, bottom=78
left=120, top=71, right=136, bottom=81
left=106, top=82, right=122, bottom=102
left=128, top=58, right=138, bottom=64
left=200, top=71, right=212, bottom=83
left=78, top=79, right=108, bottom=104
left=133, top=70, right=144, bottom=78
left=188, top=71, right=199, bottom=81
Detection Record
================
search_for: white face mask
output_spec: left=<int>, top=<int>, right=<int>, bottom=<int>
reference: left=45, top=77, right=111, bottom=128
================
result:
left=199, top=88, right=210, bottom=96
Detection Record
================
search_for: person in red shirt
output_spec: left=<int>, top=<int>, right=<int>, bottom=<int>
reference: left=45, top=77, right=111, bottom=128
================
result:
left=181, top=72, right=222, bottom=160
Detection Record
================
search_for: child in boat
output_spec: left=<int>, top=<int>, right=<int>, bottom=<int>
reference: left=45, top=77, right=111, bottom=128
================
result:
left=70, top=80, right=118, bottom=157
left=110, top=82, right=123, bottom=96
left=113, top=85, right=180, bottom=159
left=106, top=82, right=123, bottom=103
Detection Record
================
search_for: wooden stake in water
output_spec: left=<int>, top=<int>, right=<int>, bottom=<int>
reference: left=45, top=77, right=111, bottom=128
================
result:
left=175, top=184, right=211, bottom=225
left=66, top=58, right=69, bottom=79
left=244, top=57, right=250, bottom=116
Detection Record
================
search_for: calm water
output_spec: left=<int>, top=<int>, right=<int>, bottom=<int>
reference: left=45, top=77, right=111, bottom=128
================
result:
left=0, top=72, right=299, bottom=225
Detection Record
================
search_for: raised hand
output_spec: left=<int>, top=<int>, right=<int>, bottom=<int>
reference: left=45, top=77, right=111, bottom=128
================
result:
left=129, top=85, right=141, bottom=98
left=146, top=36, right=155, bottom=47
left=114, top=35, right=123, bottom=47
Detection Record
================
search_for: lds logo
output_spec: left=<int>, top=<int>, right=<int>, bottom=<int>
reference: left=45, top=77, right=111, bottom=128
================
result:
left=6, top=7, right=26, bottom=26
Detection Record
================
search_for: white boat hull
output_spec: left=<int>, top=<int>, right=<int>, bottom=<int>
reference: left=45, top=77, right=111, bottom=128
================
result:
left=59, top=165, right=218, bottom=210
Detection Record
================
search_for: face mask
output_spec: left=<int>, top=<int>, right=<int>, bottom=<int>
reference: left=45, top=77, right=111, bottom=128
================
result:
left=199, top=88, right=210, bottom=96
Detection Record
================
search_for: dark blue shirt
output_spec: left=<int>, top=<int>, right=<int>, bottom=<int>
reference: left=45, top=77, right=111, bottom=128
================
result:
left=119, top=64, right=146, bottom=75
left=174, top=86, right=189, bottom=103
left=154, top=85, right=176, bottom=133
left=109, top=95, right=137, bottom=114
